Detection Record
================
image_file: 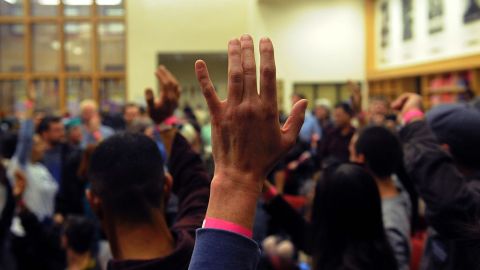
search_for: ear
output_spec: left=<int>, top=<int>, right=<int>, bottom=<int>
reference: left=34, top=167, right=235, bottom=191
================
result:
left=163, top=173, right=173, bottom=205
left=86, top=189, right=103, bottom=220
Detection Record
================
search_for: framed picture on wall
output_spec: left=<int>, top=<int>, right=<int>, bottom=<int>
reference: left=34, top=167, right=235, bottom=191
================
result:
left=464, top=0, right=480, bottom=24
left=429, top=0, right=444, bottom=34
left=380, top=1, right=390, bottom=48
left=402, top=0, right=414, bottom=41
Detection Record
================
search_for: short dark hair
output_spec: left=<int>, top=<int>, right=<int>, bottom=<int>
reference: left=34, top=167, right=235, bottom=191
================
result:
left=64, top=216, right=97, bottom=254
left=88, top=133, right=166, bottom=224
left=123, top=103, right=139, bottom=113
left=334, top=102, right=354, bottom=117
left=36, top=116, right=62, bottom=134
left=355, top=126, right=402, bottom=178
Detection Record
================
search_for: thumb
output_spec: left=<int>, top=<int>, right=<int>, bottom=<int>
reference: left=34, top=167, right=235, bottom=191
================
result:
left=282, top=99, right=308, bottom=147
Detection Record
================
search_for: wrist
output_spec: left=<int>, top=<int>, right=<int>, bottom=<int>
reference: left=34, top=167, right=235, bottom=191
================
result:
left=206, top=173, right=263, bottom=230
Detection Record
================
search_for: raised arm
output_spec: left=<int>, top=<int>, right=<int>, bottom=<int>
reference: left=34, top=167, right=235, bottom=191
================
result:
left=392, top=93, right=480, bottom=238
left=144, top=65, right=210, bottom=232
left=14, top=89, right=36, bottom=167
left=188, top=35, right=307, bottom=270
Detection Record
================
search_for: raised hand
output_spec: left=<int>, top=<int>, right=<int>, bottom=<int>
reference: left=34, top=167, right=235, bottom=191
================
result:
left=145, top=65, right=181, bottom=124
left=195, top=35, right=307, bottom=229
left=391, top=93, right=423, bottom=115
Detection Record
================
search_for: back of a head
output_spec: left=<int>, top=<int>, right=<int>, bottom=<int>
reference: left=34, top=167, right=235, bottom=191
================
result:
left=312, top=164, right=397, bottom=270
left=426, top=104, right=480, bottom=170
left=355, top=126, right=402, bottom=179
left=88, top=133, right=166, bottom=224
left=64, top=216, right=97, bottom=254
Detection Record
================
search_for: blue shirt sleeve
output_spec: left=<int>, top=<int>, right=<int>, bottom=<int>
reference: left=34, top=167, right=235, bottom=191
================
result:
left=15, top=119, right=34, bottom=168
left=188, top=228, right=261, bottom=270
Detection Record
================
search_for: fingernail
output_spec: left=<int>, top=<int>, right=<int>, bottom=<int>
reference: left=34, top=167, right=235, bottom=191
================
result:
left=241, top=34, right=252, bottom=40
left=260, top=37, right=270, bottom=42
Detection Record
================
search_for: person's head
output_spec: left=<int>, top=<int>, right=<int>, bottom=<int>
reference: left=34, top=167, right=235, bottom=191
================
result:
left=80, top=100, right=99, bottom=123
left=312, top=164, right=396, bottom=270
left=87, top=133, right=172, bottom=232
left=426, top=104, right=480, bottom=172
left=68, top=125, right=83, bottom=146
left=350, top=126, right=402, bottom=179
left=123, top=103, right=140, bottom=125
left=314, top=99, right=332, bottom=121
left=62, top=216, right=97, bottom=255
left=291, top=93, right=306, bottom=105
left=333, top=102, right=353, bottom=128
left=368, top=96, right=389, bottom=116
left=37, top=116, right=65, bottom=146
left=31, top=134, right=47, bottom=162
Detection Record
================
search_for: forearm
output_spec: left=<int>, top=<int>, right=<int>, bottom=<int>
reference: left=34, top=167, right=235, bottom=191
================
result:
left=16, top=119, right=34, bottom=166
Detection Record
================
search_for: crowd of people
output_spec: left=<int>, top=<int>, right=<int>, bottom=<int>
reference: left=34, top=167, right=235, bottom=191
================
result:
left=0, top=34, right=479, bottom=270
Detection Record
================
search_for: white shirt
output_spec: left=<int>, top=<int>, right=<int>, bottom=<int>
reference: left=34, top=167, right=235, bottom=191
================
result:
left=8, top=158, right=58, bottom=221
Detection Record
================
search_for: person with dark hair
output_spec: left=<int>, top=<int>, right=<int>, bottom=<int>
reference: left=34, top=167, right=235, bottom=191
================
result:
left=392, top=93, right=480, bottom=270
left=350, top=126, right=413, bottom=270
left=62, top=216, right=100, bottom=270
left=311, top=164, right=398, bottom=270
left=37, top=116, right=83, bottom=222
left=122, top=103, right=141, bottom=132
left=87, top=65, right=210, bottom=270
left=317, top=102, right=355, bottom=166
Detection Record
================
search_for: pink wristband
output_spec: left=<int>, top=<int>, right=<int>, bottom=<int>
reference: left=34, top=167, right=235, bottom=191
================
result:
left=202, top=217, right=253, bottom=238
left=403, top=109, right=424, bottom=124
left=263, top=186, right=278, bottom=201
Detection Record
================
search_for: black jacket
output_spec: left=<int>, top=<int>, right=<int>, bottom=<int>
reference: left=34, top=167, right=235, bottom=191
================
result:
left=400, top=121, right=480, bottom=270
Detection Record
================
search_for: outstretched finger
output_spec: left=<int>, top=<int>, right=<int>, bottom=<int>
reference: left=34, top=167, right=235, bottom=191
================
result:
left=281, top=99, right=308, bottom=147
left=195, top=60, right=221, bottom=114
left=227, top=38, right=244, bottom=105
left=240, top=34, right=258, bottom=100
left=259, top=38, right=277, bottom=109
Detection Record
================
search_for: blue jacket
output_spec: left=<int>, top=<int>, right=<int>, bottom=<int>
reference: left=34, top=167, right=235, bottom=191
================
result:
left=188, top=229, right=260, bottom=270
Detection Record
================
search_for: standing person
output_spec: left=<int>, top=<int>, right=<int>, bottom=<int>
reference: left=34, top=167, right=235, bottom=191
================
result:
left=8, top=94, right=58, bottom=222
left=79, top=100, right=115, bottom=148
left=37, top=116, right=78, bottom=185
left=293, top=94, right=322, bottom=145
left=313, top=99, right=333, bottom=135
left=122, top=103, right=141, bottom=132
left=392, top=94, right=480, bottom=270
left=350, top=126, right=413, bottom=270
left=87, top=65, right=210, bottom=270
left=318, top=102, right=355, bottom=167
left=65, top=118, right=83, bottom=149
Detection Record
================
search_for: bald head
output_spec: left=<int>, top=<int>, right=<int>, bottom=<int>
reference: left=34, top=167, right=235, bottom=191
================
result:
left=80, top=100, right=99, bottom=123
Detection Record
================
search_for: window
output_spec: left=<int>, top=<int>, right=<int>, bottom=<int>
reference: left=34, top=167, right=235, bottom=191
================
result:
left=0, top=0, right=125, bottom=115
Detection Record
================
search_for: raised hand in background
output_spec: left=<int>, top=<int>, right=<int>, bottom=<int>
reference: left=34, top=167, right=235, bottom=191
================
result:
left=194, top=35, right=307, bottom=229
left=145, top=65, right=181, bottom=124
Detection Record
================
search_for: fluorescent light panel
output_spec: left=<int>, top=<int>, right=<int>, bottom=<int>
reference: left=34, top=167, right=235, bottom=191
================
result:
left=36, top=0, right=121, bottom=5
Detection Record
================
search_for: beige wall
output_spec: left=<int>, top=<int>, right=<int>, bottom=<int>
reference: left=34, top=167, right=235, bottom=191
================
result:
left=126, top=0, right=249, bottom=103
left=126, top=0, right=366, bottom=110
